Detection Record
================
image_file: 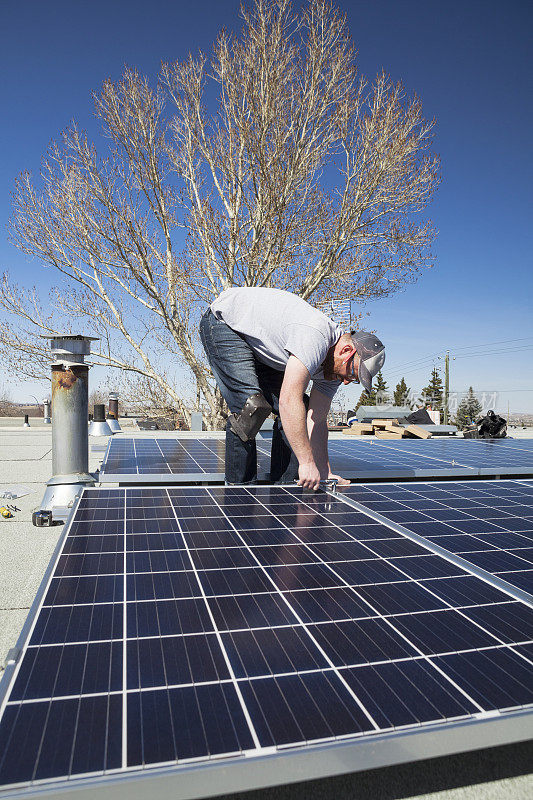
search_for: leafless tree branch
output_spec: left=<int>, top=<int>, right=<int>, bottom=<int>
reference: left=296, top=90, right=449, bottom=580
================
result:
left=2, top=0, right=439, bottom=426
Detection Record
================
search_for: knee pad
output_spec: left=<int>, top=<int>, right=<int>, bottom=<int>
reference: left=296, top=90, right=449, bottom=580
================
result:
left=229, top=393, right=272, bottom=442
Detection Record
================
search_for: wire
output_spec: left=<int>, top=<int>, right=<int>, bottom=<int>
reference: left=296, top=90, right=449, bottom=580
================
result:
left=450, top=388, right=533, bottom=393
left=386, top=336, right=533, bottom=376
left=451, top=336, right=533, bottom=354
left=386, top=360, right=443, bottom=379
left=454, top=346, right=533, bottom=360
left=386, top=344, right=533, bottom=382
left=385, top=352, right=444, bottom=374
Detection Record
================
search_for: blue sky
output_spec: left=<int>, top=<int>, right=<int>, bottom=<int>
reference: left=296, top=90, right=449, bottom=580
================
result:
left=1, top=0, right=532, bottom=413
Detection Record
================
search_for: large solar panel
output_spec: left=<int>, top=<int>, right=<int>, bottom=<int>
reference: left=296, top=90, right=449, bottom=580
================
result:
left=1, top=484, right=532, bottom=798
left=326, top=439, right=477, bottom=479
left=330, top=438, right=533, bottom=477
left=100, top=436, right=478, bottom=484
left=99, top=436, right=533, bottom=485
left=366, top=438, right=533, bottom=476
left=99, top=437, right=271, bottom=482
left=340, top=480, right=533, bottom=598
left=480, top=439, right=533, bottom=452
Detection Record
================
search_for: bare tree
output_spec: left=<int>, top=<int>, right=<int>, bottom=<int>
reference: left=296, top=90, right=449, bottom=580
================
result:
left=1, top=0, right=439, bottom=427
left=88, top=385, right=126, bottom=416
left=0, top=384, right=17, bottom=417
left=120, top=373, right=207, bottom=429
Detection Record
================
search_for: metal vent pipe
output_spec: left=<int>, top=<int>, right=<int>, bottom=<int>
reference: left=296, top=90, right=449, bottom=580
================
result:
left=89, top=403, right=113, bottom=436
left=33, top=335, right=98, bottom=526
left=52, top=361, right=89, bottom=476
left=107, top=391, right=122, bottom=433
left=93, top=404, right=105, bottom=422
left=43, top=398, right=51, bottom=424
left=108, top=393, right=119, bottom=419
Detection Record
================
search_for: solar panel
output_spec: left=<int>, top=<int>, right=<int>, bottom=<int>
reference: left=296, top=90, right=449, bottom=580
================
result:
left=1, top=484, right=532, bottom=798
left=360, top=438, right=533, bottom=476
left=100, top=437, right=533, bottom=485
left=340, top=480, right=533, bottom=598
left=326, top=439, right=477, bottom=478
left=99, top=437, right=271, bottom=483
left=477, top=439, right=533, bottom=452
left=100, top=436, right=477, bottom=484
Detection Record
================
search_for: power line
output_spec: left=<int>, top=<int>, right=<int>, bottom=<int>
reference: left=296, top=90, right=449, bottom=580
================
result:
left=386, top=336, right=533, bottom=376
left=454, top=346, right=533, bottom=360
left=387, top=361, right=443, bottom=379
left=451, top=336, right=533, bottom=354
left=385, top=353, right=442, bottom=375
left=449, top=388, right=533, bottom=393
left=386, top=358, right=441, bottom=378
left=386, top=345, right=533, bottom=380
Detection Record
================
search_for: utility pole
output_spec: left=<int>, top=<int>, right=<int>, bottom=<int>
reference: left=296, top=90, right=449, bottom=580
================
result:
left=443, top=351, right=450, bottom=425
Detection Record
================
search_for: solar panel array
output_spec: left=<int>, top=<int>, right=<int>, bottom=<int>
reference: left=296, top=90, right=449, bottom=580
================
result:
left=99, top=436, right=533, bottom=483
left=1, top=484, right=532, bottom=796
left=99, top=437, right=271, bottom=482
left=100, top=437, right=226, bottom=479
left=363, top=438, right=533, bottom=476
left=341, top=480, right=533, bottom=597
left=326, top=439, right=476, bottom=479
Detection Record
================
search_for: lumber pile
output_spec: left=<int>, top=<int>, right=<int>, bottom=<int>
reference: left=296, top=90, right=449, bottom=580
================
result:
left=342, top=422, right=373, bottom=436
left=375, top=430, right=404, bottom=439
left=343, top=419, right=432, bottom=439
left=404, top=424, right=432, bottom=439
left=372, top=418, right=398, bottom=429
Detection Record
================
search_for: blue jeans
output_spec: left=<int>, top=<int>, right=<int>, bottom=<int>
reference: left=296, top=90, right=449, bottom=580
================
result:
left=199, top=309, right=304, bottom=483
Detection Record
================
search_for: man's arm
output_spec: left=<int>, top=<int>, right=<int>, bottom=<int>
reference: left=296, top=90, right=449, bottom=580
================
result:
left=307, top=386, right=331, bottom=477
left=308, top=387, right=351, bottom=486
left=279, top=356, right=322, bottom=490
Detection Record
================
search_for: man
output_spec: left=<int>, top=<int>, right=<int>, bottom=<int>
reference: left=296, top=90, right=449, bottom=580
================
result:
left=200, top=287, right=385, bottom=490
left=477, top=410, right=507, bottom=439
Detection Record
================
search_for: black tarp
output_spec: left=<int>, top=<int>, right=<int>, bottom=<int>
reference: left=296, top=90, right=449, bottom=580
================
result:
left=404, top=408, right=434, bottom=425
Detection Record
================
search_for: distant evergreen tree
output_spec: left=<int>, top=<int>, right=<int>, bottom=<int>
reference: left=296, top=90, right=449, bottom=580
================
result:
left=422, top=367, right=444, bottom=410
left=355, top=387, right=377, bottom=410
left=455, top=387, right=483, bottom=430
left=393, top=377, right=411, bottom=407
left=374, top=371, right=390, bottom=406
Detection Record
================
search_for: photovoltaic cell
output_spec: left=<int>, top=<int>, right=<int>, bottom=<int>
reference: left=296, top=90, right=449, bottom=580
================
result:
left=327, top=438, right=476, bottom=478
left=341, top=479, right=533, bottom=596
left=99, top=437, right=271, bottom=482
left=99, top=436, right=533, bottom=485
left=396, top=437, right=533, bottom=465
left=329, top=437, right=533, bottom=477
left=0, top=483, right=532, bottom=797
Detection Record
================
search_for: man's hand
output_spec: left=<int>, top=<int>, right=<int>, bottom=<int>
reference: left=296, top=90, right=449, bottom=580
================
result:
left=298, top=462, right=322, bottom=491
left=328, top=473, right=350, bottom=487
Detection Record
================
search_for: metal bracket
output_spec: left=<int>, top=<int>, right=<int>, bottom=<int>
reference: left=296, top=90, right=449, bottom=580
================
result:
left=4, top=647, right=21, bottom=667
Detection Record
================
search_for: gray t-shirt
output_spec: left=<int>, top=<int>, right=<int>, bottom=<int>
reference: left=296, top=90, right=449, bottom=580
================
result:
left=210, top=287, right=342, bottom=398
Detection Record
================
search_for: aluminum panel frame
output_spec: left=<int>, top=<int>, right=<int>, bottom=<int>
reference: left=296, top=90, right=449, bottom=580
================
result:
left=0, top=710, right=531, bottom=799
left=98, top=471, right=226, bottom=484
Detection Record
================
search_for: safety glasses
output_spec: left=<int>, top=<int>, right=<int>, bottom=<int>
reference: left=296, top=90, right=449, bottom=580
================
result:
left=342, top=349, right=360, bottom=383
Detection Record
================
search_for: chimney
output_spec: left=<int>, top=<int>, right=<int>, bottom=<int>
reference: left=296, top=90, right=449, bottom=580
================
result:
left=33, top=335, right=97, bottom=527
